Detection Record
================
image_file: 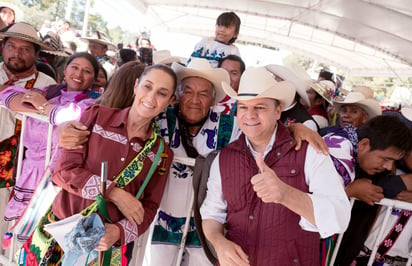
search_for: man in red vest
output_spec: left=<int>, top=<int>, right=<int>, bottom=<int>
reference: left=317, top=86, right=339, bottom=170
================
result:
left=200, top=66, right=351, bottom=266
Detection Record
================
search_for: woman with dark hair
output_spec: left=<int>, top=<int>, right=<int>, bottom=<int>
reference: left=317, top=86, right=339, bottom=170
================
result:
left=92, top=63, right=108, bottom=93
left=19, top=64, right=177, bottom=265
left=0, top=52, right=100, bottom=223
left=96, top=61, right=146, bottom=108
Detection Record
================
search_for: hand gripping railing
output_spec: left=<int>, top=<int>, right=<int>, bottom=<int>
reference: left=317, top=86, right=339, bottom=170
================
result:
left=330, top=197, right=412, bottom=266
left=0, top=105, right=53, bottom=265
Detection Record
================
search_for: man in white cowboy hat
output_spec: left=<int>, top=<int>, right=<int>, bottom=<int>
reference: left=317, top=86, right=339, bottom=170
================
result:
left=333, top=91, right=382, bottom=128
left=0, top=21, right=56, bottom=255
left=200, top=66, right=351, bottom=266
left=265, top=63, right=319, bottom=131
left=80, top=31, right=116, bottom=78
left=149, top=58, right=240, bottom=266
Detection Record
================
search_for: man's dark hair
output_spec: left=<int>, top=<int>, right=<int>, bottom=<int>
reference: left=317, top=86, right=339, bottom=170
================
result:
left=216, top=11, right=241, bottom=44
left=218, top=54, right=245, bottom=74
left=318, top=69, right=335, bottom=83
left=358, top=115, right=412, bottom=154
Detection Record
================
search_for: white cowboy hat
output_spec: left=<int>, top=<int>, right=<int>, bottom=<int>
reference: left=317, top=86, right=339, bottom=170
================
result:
left=153, top=50, right=186, bottom=65
left=41, top=31, right=71, bottom=57
left=172, top=58, right=230, bottom=104
left=309, top=80, right=336, bottom=105
left=80, top=31, right=116, bottom=50
left=401, top=106, right=412, bottom=122
left=0, top=22, right=49, bottom=50
left=265, top=63, right=312, bottom=108
left=333, top=92, right=382, bottom=119
left=222, top=66, right=295, bottom=108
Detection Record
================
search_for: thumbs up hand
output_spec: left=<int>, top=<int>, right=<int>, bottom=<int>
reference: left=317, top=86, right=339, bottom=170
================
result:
left=251, top=153, right=287, bottom=204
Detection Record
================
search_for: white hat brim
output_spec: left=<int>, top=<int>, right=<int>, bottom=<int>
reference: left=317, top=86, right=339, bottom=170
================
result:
left=333, top=98, right=382, bottom=119
left=172, top=62, right=230, bottom=104
left=265, top=64, right=311, bottom=107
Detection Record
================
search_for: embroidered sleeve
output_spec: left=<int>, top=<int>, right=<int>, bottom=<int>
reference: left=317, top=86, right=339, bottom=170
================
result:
left=81, top=174, right=113, bottom=200
left=117, top=219, right=138, bottom=245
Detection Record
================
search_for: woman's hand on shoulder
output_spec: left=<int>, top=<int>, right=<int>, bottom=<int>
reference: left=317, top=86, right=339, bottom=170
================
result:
left=288, top=123, right=329, bottom=154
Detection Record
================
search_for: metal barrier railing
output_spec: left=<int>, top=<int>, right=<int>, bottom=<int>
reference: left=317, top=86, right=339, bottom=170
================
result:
left=330, top=197, right=412, bottom=266
left=0, top=105, right=53, bottom=265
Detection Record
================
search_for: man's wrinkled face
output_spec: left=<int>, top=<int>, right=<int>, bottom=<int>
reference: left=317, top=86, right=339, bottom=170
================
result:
left=179, top=77, right=215, bottom=124
left=2, top=38, right=38, bottom=73
left=338, top=104, right=368, bottom=128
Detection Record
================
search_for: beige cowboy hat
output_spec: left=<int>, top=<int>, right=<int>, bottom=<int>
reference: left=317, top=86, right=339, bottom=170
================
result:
left=41, top=31, right=71, bottom=57
left=309, top=80, right=336, bottom=105
left=80, top=31, right=116, bottom=50
left=172, top=58, right=230, bottom=104
left=153, top=50, right=186, bottom=65
left=222, top=66, right=295, bottom=108
left=265, top=63, right=312, bottom=108
left=0, top=22, right=49, bottom=50
left=333, top=92, right=382, bottom=119
left=352, top=86, right=374, bottom=99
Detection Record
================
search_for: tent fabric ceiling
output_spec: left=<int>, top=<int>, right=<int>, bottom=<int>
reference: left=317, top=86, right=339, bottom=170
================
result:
left=128, top=0, right=412, bottom=77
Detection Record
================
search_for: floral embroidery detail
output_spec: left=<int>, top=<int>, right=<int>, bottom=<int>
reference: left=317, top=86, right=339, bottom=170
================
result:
left=383, top=239, right=393, bottom=247
left=394, top=223, right=403, bottom=232
left=119, top=219, right=138, bottom=244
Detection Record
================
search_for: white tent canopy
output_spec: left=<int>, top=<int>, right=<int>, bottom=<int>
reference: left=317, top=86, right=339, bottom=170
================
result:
left=126, top=0, right=412, bottom=77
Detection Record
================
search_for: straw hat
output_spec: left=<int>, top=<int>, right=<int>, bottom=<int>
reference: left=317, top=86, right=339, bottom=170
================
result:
left=153, top=50, right=186, bottom=65
left=222, top=66, right=295, bottom=108
left=80, top=31, right=116, bottom=50
left=309, top=80, right=336, bottom=105
left=0, top=22, right=49, bottom=50
left=265, top=63, right=311, bottom=107
left=333, top=92, right=382, bottom=119
left=41, top=31, right=71, bottom=57
left=172, top=58, right=230, bottom=104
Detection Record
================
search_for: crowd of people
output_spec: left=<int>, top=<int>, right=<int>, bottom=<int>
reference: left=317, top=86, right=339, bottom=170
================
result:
left=0, top=4, right=411, bottom=266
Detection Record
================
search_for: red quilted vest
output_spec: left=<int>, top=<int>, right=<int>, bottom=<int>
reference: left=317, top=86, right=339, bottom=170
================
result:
left=219, top=123, right=319, bottom=266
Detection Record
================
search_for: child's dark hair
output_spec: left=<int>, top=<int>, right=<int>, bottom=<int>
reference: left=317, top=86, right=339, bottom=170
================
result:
left=216, top=12, right=241, bottom=44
